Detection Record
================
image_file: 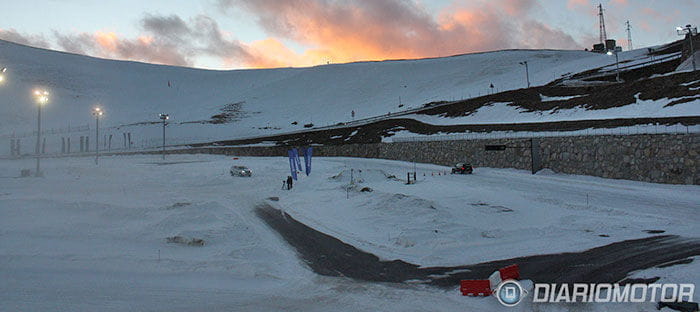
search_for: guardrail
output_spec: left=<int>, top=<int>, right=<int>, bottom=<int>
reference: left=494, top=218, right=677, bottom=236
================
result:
left=578, top=52, right=682, bottom=81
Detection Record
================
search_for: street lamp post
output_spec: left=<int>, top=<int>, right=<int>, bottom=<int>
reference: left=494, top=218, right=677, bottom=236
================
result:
left=677, top=24, right=698, bottom=71
left=607, top=50, right=621, bottom=82
left=33, top=90, right=49, bottom=177
left=92, top=107, right=103, bottom=165
left=518, top=61, right=530, bottom=88
left=159, top=113, right=169, bottom=160
left=0, top=68, right=4, bottom=156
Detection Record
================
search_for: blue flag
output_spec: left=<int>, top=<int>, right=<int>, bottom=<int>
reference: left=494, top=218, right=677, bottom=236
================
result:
left=293, top=148, right=302, bottom=173
left=304, top=147, right=312, bottom=176
left=288, top=149, right=297, bottom=181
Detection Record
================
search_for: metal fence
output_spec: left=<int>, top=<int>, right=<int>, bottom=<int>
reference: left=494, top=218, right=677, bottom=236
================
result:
left=1, top=124, right=91, bottom=139
left=135, top=136, right=216, bottom=149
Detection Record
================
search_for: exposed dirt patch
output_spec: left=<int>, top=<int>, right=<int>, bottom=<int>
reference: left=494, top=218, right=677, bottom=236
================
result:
left=187, top=69, right=700, bottom=148
left=165, top=202, right=192, bottom=210
left=181, top=101, right=260, bottom=125
left=418, top=70, right=700, bottom=119
left=645, top=230, right=666, bottom=234
left=192, top=115, right=700, bottom=148
left=166, top=236, right=205, bottom=246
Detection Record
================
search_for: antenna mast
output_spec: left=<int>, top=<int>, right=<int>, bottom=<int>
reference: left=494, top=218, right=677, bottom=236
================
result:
left=598, top=3, right=607, bottom=44
left=626, top=20, right=633, bottom=50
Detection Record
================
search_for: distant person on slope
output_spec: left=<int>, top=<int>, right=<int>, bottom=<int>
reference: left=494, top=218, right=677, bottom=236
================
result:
left=287, top=176, right=293, bottom=190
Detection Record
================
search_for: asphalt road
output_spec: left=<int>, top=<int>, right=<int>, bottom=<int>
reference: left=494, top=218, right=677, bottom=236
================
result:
left=256, top=204, right=700, bottom=288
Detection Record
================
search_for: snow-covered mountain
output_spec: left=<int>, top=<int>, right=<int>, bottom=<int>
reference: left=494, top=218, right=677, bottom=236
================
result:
left=0, top=39, right=695, bottom=150
left=0, top=41, right=642, bottom=134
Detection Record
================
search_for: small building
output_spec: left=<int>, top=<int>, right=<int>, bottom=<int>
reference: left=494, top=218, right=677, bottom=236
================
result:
left=591, top=39, right=620, bottom=53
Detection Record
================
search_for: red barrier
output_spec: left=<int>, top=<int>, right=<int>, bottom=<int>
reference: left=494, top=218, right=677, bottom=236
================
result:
left=460, top=280, right=492, bottom=296
left=499, top=264, right=520, bottom=281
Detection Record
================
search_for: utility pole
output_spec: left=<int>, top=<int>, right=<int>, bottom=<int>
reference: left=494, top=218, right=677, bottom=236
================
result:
left=607, top=50, right=621, bottom=82
left=159, top=113, right=169, bottom=160
left=519, top=61, right=530, bottom=88
left=36, top=101, right=41, bottom=174
left=626, top=20, right=633, bottom=51
left=92, top=107, right=103, bottom=165
left=692, top=31, right=697, bottom=72
left=677, top=24, right=698, bottom=71
left=33, top=90, right=49, bottom=177
left=598, top=3, right=607, bottom=44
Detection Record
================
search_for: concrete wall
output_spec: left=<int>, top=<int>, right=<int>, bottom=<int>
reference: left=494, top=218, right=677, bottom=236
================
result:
left=101, top=133, right=700, bottom=185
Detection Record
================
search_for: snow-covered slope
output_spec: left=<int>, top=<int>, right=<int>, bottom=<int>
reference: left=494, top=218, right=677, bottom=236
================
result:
left=0, top=39, right=656, bottom=147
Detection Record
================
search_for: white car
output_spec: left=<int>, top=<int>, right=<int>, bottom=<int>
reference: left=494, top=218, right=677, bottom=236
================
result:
left=230, top=165, right=252, bottom=177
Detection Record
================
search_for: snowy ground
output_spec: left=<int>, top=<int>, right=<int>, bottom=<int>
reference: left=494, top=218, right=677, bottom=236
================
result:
left=0, top=154, right=698, bottom=311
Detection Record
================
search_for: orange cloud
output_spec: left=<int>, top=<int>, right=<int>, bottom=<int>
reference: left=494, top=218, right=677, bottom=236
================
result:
left=94, top=31, right=119, bottom=52
left=226, top=0, right=580, bottom=68
left=4, top=2, right=584, bottom=69
left=54, top=30, right=192, bottom=67
left=567, top=0, right=590, bottom=10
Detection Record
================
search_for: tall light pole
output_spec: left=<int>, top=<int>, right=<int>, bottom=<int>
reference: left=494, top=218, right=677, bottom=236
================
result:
left=1, top=68, right=5, bottom=156
left=519, top=61, right=530, bottom=88
left=607, top=50, right=621, bottom=82
left=159, top=113, right=169, bottom=160
left=33, top=89, right=49, bottom=177
left=92, top=107, right=103, bottom=165
left=677, top=24, right=698, bottom=71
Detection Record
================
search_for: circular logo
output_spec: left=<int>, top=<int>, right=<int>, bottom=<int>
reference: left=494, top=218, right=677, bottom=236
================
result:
left=495, top=280, right=525, bottom=307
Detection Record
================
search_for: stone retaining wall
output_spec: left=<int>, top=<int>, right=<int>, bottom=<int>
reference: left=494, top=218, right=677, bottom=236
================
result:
left=122, top=134, right=700, bottom=185
left=539, top=134, right=698, bottom=184
left=376, top=134, right=698, bottom=185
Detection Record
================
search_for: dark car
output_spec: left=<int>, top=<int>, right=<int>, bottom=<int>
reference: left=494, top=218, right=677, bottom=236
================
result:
left=451, top=163, right=473, bottom=174
left=230, top=165, right=253, bottom=177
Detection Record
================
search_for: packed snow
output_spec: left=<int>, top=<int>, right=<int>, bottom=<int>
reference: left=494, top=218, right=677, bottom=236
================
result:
left=1, top=154, right=697, bottom=311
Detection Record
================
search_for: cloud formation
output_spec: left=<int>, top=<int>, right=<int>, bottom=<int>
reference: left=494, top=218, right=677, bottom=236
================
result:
left=223, top=0, right=582, bottom=67
left=50, top=14, right=256, bottom=68
left=2, top=0, right=592, bottom=69
left=0, top=28, right=50, bottom=49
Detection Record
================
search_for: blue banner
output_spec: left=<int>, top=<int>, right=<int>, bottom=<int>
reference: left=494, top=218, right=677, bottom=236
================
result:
left=304, top=147, right=312, bottom=176
left=293, top=148, right=302, bottom=173
left=288, top=149, right=297, bottom=181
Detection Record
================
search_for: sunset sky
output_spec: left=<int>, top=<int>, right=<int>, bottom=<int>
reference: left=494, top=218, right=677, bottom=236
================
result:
left=1, top=0, right=698, bottom=69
